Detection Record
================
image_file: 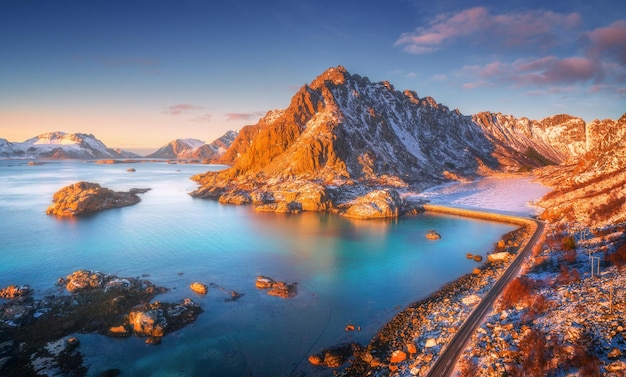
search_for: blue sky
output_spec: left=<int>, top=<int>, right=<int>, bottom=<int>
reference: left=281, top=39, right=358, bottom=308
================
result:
left=1, top=0, right=625, bottom=152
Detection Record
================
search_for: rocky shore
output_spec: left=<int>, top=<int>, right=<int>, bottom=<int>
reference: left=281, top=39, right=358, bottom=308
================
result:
left=306, top=225, right=530, bottom=376
left=46, top=182, right=150, bottom=217
left=0, top=270, right=201, bottom=376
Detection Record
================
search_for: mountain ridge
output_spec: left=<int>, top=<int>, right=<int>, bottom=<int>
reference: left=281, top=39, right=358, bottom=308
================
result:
left=192, top=65, right=625, bottom=223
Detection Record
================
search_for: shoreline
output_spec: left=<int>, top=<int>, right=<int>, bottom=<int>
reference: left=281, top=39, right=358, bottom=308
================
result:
left=340, top=204, right=538, bottom=376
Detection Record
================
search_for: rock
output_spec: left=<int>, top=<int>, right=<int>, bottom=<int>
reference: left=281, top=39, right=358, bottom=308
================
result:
left=390, top=350, right=407, bottom=363
left=345, top=324, right=355, bottom=331
left=462, top=295, right=481, bottom=306
left=473, top=255, right=483, bottom=262
left=487, top=252, right=511, bottom=263
left=607, top=360, right=626, bottom=372
left=128, top=309, right=166, bottom=337
left=466, top=253, right=473, bottom=259
left=64, top=270, right=106, bottom=293
left=0, top=285, right=31, bottom=299
left=256, top=276, right=297, bottom=298
left=108, top=325, right=130, bottom=337
left=189, top=282, right=208, bottom=295
left=308, top=354, right=323, bottom=366
left=425, top=230, right=441, bottom=240
left=126, top=168, right=136, bottom=172
left=145, top=336, right=161, bottom=345
left=342, top=189, right=403, bottom=219
left=424, top=338, right=437, bottom=348
left=46, top=182, right=149, bottom=216
left=219, top=190, right=252, bottom=204
left=609, top=348, right=623, bottom=359
left=406, top=342, right=417, bottom=355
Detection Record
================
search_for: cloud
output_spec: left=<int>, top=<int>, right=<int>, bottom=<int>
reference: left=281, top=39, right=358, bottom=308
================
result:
left=585, top=20, right=626, bottom=65
left=166, top=104, right=204, bottom=115
left=395, top=7, right=581, bottom=54
left=225, top=112, right=265, bottom=121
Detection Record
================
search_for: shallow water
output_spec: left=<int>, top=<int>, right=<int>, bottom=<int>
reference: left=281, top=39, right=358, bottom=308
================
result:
left=0, top=160, right=518, bottom=376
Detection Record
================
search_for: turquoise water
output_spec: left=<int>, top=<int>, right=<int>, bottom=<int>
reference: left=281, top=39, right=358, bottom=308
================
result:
left=0, top=160, right=516, bottom=376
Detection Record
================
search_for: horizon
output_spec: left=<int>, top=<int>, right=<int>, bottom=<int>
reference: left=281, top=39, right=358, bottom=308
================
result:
left=1, top=0, right=625, bottom=150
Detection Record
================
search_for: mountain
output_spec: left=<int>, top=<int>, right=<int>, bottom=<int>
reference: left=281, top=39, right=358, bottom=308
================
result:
left=192, top=66, right=625, bottom=223
left=537, top=113, right=626, bottom=225
left=0, top=132, right=139, bottom=159
left=147, top=131, right=238, bottom=160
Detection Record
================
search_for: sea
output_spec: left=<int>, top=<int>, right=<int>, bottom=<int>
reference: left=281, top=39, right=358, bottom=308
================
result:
left=0, top=160, right=525, bottom=376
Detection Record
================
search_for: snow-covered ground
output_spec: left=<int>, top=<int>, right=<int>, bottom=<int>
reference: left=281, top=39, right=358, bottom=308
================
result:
left=410, top=177, right=552, bottom=217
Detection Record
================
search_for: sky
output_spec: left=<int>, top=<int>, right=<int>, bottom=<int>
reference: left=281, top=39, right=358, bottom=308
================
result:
left=1, top=0, right=625, bottom=153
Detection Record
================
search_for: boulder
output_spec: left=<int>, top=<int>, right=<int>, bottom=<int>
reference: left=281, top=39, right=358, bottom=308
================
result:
left=488, top=252, right=511, bottom=263
left=256, top=276, right=297, bottom=298
left=390, top=350, right=407, bottom=363
left=343, top=189, right=403, bottom=219
left=189, top=282, right=208, bottom=295
left=425, top=230, right=441, bottom=240
left=46, top=181, right=149, bottom=216
left=128, top=309, right=166, bottom=337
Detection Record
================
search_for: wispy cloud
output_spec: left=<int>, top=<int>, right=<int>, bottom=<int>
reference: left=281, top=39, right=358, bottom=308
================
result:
left=395, top=7, right=581, bottom=54
left=225, top=112, right=265, bottom=122
left=402, top=8, right=626, bottom=95
left=165, top=104, right=204, bottom=115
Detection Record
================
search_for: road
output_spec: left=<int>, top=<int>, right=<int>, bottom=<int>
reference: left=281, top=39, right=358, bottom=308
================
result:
left=426, top=218, right=545, bottom=377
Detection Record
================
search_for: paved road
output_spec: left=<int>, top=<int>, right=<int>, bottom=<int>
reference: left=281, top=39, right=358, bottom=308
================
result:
left=426, top=219, right=545, bottom=377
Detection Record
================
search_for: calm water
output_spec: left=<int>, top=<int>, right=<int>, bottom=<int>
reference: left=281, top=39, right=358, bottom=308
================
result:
left=0, top=160, right=516, bottom=376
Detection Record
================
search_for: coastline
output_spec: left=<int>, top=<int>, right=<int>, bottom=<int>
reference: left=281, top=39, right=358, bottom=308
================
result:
left=341, top=204, right=539, bottom=376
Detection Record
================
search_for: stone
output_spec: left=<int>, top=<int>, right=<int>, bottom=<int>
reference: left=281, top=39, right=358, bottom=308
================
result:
left=390, top=350, right=407, bottom=363
left=46, top=181, right=149, bottom=216
left=345, top=324, right=355, bottom=331
left=607, top=360, right=626, bottom=372
left=406, top=342, right=417, bottom=355
left=218, top=190, right=252, bottom=205
left=424, top=338, right=437, bottom=348
left=425, top=230, right=442, bottom=240
left=342, top=189, right=402, bottom=219
left=308, top=355, right=323, bottom=366
left=473, top=255, right=483, bottom=262
left=487, top=252, right=511, bottom=263
left=256, top=276, right=297, bottom=298
left=108, top=325, right=130, bottom=337
left=609, top=348, right=623, bottom=359
left=189, top=282, right=208, bottom=295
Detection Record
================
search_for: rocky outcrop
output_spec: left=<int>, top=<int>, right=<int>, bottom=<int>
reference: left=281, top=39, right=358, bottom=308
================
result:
left=255, top=276, right=297, bottom=299
left=0, top=285, right=31, bottom=299
left=0, top=270, right=202, bottom=375
left=342, top=189, right=403, bottom=219
left=189, top=282, right=208, bottom=295
left=46, top=182, right=149, bottom=216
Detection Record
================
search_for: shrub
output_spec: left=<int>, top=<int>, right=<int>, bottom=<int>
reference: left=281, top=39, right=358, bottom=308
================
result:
left=608, top=243, right=626, bottom=271
left=500, top=276, right=533, bottom=309
left=518, top=328, right=550, bottom=377
left=561, top=236, right=576, bottom=251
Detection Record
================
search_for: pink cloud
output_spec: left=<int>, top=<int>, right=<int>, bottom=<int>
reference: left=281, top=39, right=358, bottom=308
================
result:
left=395, top=7, right=581, bottom=54
left=166, top=104, right=203, bottom=115
left=586, top=20, right=626, bottom=65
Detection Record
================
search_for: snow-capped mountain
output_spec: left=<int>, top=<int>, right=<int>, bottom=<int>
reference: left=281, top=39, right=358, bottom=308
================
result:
left=146, top=130, right=238, bottom=160
left=193, top=66, right=625, bottom=223
left=0, top=132, right=138, bottom=159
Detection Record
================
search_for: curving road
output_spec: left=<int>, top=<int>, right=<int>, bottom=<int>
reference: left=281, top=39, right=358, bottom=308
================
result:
left=426, top=216, right=545, bottom=377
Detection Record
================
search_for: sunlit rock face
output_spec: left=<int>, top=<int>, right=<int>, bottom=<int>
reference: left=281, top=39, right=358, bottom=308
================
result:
left=342, top=189, right=403, bottom=219
left=46, top=182, right=149, bottom=216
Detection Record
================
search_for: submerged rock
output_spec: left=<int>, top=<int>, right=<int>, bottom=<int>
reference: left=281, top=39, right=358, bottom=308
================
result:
left=46, top=181, right=150, bottom=216
left=0, top=285, right=31, bottom=299
left=255, top=276, right=297, bottom=298
left=189, top=282, right=208, bottom=295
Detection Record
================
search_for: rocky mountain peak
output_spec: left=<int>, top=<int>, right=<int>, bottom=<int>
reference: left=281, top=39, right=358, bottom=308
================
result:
left=310, top=65, right=350, bottom=89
